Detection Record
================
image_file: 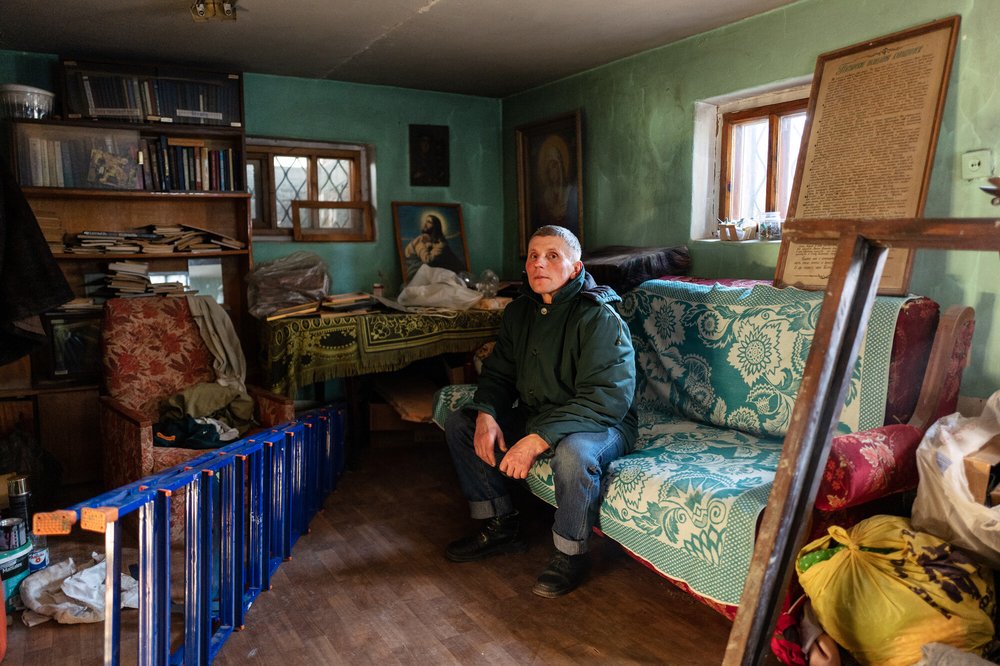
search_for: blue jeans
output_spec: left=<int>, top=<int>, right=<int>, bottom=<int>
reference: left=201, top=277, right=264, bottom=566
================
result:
left=445, top=408, right=626, bottom=555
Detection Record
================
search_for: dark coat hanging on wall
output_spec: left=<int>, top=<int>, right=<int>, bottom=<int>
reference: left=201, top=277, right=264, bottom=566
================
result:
left=0, top=159, right=73, bottom=364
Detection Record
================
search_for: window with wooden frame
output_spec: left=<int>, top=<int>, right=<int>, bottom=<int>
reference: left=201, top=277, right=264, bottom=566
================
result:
left=246, top=137, right=374, bottom=241
left=718, top=99, right=808, bottom=224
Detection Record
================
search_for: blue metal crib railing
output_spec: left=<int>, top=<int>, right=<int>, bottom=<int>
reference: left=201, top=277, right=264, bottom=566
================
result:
left=33, top=404, right=346, bottom=666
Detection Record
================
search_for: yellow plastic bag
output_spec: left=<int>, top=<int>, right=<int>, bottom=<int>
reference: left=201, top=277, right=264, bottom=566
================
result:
left=797, top=515, right=995, bottom=666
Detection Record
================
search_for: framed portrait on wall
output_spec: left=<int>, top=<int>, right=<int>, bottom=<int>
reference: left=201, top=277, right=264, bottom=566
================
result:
left=409, top=124, right=450, bottom=187
left=516, top=110, right=583, bottom=255
left=392, top=202, right=470, bottom=282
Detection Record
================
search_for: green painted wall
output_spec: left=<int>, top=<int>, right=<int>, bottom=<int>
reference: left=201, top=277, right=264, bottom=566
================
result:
left=0, top=50, right=56, bottom=89
left=243, top=74, right=502, bottom=297
left=501, top=0, right=1000, bottom=398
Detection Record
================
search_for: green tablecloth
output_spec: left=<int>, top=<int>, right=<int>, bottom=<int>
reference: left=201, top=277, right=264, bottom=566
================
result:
left=261, top=308, right=503, bottom=397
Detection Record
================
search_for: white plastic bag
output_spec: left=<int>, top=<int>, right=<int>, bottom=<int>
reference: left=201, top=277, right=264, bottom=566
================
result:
left=246, top=251, right=331, bottom=318
left=911, top=390, right=1000, bottom=568
left=20, top=553, right=139, bottom=625
left=397, top=264, right=482, bottom=310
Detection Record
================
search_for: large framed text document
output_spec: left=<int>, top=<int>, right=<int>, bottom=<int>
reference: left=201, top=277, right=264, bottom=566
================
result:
left=775, top=16, right=960, bottom=294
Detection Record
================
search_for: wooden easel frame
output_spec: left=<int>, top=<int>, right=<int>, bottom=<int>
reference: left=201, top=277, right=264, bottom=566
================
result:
left=726, top=216, right=1000, bottom=665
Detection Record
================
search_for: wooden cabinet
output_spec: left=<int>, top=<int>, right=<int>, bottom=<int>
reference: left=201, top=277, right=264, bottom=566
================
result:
left=0, top=62, right=252, bottom=501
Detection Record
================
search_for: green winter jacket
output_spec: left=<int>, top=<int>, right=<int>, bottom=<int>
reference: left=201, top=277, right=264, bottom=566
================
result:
left=467, top=268, right=638, bottom=451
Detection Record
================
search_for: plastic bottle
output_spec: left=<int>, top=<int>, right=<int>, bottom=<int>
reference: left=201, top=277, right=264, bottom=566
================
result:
left=28, top=533, right=48, bottom=573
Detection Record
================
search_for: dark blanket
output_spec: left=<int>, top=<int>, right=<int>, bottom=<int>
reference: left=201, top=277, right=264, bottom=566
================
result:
left=583, top=245, right=691, bottom=294
left=0, top=160, right=73, bottom=364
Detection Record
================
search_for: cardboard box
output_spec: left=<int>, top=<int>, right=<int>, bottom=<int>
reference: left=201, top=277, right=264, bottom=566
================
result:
left=964, top=434, right=1000, bottom=505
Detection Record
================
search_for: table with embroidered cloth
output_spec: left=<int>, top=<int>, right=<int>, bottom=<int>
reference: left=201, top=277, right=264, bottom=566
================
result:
left=261, top=307, right=504, bottom=398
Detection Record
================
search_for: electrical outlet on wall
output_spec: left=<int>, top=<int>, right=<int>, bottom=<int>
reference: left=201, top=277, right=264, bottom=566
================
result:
left=961, top=149, right=993, bottom=180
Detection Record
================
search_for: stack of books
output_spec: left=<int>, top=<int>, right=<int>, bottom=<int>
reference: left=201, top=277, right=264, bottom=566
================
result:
left=322, top=292, right=376, bottom=314
left=144, top=223, right=244, bottom=253
left=178, top=223, right=245, bottom=251
left=148, top=281, right=193, bottom=296
left=52, top=297, right=104, bottom=313
left=61, top=224, right=245, bottom=255
left=35, top=212, right=66, bottom=254
left=105, top=261, right=152, bottom=297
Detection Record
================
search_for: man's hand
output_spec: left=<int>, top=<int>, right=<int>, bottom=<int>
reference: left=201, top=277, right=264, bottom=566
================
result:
left=473, top=412, right=504, bottom=466
left=499, top=434, right=549, bottom=479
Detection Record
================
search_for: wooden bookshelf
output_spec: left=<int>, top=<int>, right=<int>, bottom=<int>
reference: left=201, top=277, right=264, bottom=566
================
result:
left=2, top=67, right=251, bottom=498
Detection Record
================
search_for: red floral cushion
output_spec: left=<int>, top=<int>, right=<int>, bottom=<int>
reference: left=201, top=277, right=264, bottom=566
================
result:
left=102, top=297, right=216, bottom=418
left=814, top=424, right=922, bottom=512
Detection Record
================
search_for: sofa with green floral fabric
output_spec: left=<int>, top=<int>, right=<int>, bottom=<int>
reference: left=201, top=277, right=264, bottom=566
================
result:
left=432, top=277, right=974, bottom=626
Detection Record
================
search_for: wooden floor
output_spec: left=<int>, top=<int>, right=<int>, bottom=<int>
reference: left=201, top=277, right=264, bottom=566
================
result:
left=4, top=431, right=734, bottom=665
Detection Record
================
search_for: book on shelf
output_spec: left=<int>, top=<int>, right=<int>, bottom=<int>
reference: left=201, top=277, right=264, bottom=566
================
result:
left=54, top=297, right=103, bottom=313
left=149, top=281, right=192, bottom=296
left=79, top=229, right=162, bottom=240
left=177, top=223, right=245, bottom=250
left=86, top=148, right=139, bottom=189
left=107, top=260, right=149, bottom=276
left=139, top=243, right=177, bottom=254
left=34, top=212, right=65, bottom=252
left=211, top=237, right=244, bottom=250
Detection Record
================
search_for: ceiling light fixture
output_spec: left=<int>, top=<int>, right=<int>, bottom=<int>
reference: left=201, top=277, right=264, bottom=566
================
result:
left=190, top=1, right=237, bottom=21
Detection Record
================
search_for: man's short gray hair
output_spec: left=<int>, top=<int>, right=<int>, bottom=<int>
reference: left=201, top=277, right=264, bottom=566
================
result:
left=531, top=225, right=581, bottom=261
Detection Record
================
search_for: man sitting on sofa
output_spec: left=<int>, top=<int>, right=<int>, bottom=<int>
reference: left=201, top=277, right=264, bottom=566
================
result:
left=444, top=224, right=637, bottom=597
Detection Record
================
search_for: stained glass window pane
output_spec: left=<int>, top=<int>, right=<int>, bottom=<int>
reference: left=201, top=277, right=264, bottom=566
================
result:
left=318, top=158, right=351, bottom=202
left=246, top=161, right=259, bottom=227
left=273, top=155, right=308, bottom=228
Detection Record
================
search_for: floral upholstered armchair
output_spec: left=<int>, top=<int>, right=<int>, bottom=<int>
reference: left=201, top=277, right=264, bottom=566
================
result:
left=99, top=296, right=294, bottom=493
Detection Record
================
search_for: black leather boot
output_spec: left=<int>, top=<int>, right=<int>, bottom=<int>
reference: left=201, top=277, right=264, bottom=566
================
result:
left=445, top=512, right=525, bottom=562
left=532, top=551, right=590, bottom=598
